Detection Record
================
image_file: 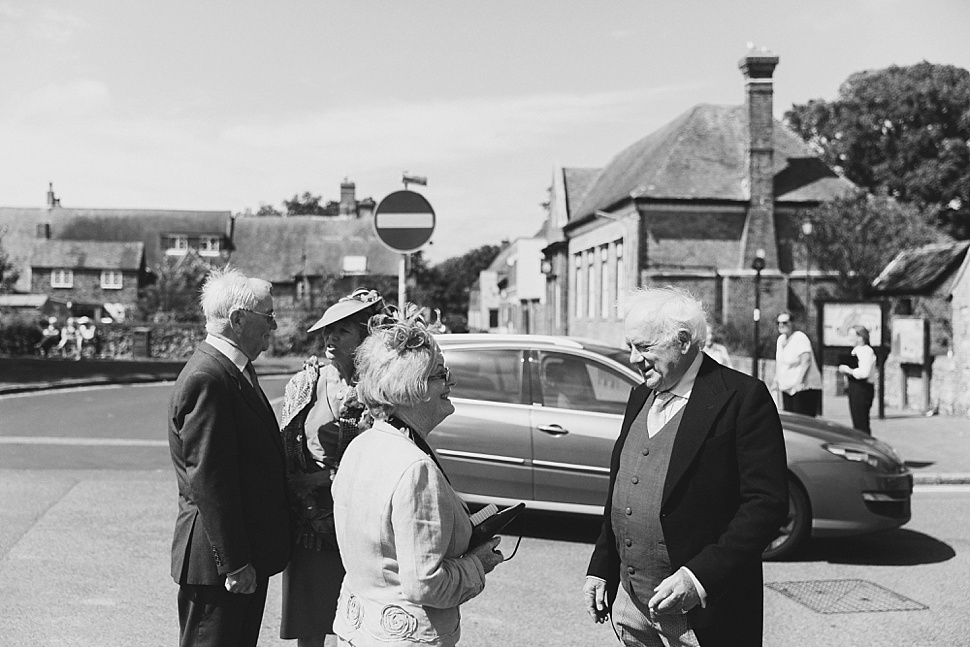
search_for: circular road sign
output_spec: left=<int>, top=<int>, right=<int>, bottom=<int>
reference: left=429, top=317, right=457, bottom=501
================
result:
left=374, top=190, right=436, bottom=253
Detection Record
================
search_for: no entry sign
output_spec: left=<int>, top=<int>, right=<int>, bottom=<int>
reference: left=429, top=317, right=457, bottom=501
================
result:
left=374, top=190, right=436, bottom=253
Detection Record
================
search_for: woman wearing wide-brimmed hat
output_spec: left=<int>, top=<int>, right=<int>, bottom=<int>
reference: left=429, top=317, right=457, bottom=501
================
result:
left=279, top=288, right=386, bottom=647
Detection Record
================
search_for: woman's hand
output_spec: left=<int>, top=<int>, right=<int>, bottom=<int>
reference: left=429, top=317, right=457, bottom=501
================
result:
left=466, top=537, right=504, bottom=574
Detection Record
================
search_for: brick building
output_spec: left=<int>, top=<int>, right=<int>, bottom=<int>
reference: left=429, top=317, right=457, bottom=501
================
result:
left=29, top=239, right=145, bottom=321
left=541, top=49, right=855, bottom=350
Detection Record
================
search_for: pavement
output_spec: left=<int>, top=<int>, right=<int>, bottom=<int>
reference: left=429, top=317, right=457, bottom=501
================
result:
left=1, top=355, right=967, bottom=484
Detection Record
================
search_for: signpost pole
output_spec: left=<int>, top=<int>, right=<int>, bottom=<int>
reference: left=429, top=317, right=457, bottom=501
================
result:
left=398, top=254, right=406, bottom=312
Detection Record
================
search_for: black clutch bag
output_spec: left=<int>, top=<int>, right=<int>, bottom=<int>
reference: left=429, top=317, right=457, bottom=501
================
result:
left=468, top=502, right=526, bottom=549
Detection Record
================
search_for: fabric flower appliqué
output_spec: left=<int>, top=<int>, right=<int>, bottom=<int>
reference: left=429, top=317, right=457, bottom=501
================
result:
left=346, top=594, right=362, bottom=630
left=380, top=605, right=417, bottom=639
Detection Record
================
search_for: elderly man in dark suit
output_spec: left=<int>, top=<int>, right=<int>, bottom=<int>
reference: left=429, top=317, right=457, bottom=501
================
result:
left=583, top=286, right=788, bottom=647
left=168, top=267, right=292, bottom=647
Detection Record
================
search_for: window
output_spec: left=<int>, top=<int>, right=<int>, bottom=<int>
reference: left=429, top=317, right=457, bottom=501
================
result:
left=539, top=352, right=631, bottom=415
left=50, top=269, right=73, bottom=288
left=600, top=245, right=610, bottom=319
left=574, top=254, right=583, bottom=318
left=488, top=309, right=499, bottom=328
left=615, top=241, right=624, bottom=318
left=443, top=349, right=523, bottom=404
left=587, top=250, right=596, bottom=319
left=198, top=235, right=222, bottom=256
left=164, top=235, right=188, bottom=255
left=100, top=270, right=123, bottom=289
left=342, top=255, right=367, bottom=275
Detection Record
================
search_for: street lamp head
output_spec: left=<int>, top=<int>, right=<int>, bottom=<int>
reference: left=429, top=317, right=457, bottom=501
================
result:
left=751, top=248, right=766, bottom=272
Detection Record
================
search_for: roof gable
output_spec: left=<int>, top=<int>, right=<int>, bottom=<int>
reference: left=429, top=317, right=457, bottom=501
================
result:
left=229, top=216, right=399, bottom=282
left=30, top=239, right=145, bottom=270
left=570, top=104, right=855, bottom=221
left=872, top=241, right=969, bottom=296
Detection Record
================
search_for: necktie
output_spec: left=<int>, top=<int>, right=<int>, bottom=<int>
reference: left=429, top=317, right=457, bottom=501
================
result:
left=647, top=390, right=676, bottom=436
left=245, top=362, right=272, bottom=412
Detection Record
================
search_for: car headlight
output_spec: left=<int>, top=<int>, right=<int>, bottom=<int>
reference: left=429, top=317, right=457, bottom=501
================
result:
left=822, top=443, right=894, bottom=471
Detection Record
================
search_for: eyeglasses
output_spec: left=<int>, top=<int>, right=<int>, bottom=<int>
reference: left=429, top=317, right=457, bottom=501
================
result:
left=428, top=367, right=452, bottom=383
left=777, top=320, right=791, bottom=327
left=238, top=308, right=277, bottom=323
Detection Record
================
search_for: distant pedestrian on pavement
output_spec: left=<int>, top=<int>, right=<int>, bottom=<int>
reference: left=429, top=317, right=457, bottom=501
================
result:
left=167, top=267, right=292, bottom=647
left=838, top=325, right=876, bottom=434
left=37, top=317, right=61, bottom=357
left=583, top=287, right=788, bottom=647
left=56, top=317, right=80, bottom=360
left=279, top=288, right=385, bottom=647
left=772, top=311, right=822, bottom=416
left=702, top=327, right=733, bottom=369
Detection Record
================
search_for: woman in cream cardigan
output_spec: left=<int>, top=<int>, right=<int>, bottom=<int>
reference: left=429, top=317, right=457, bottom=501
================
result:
left=331, top=308, right=503, bottom=647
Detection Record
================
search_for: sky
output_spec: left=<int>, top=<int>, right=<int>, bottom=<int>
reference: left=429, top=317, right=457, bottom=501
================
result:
left=2, top=0, right=969, bottom=264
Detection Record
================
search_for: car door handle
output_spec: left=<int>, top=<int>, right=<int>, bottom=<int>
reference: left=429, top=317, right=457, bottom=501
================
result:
left=537, top=424, right=569, bottom=436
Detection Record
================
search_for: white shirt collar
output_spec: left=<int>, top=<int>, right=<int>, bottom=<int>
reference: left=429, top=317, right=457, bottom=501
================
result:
left=205, top=334, right=249, bottom=374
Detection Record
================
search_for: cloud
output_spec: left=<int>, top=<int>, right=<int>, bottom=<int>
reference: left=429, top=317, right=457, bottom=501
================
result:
left=29, top=7, right=92, bottom=44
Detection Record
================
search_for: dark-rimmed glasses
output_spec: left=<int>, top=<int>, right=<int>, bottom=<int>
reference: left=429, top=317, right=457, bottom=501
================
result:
left=428, top=367, right=452, bottom=383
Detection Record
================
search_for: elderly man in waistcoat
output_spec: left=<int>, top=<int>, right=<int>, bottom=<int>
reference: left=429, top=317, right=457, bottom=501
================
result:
left=583, top=286, right=788, bottom=647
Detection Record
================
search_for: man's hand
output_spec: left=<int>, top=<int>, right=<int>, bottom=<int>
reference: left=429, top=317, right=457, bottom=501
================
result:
left=583, top=576, right=609, bottom=623
left=224, top=564, right=257, bottom=594
left=648, top=568, right=699, bottom=615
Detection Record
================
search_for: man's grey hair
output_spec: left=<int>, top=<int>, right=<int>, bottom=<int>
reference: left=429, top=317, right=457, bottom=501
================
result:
left=622, top=286, right=708, bottom=347
left=199, top=266, right=272, bottom=334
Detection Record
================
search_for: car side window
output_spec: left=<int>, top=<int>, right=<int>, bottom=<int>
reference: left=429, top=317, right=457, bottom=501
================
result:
left=443, top=348, right=523, bottom=404
left=539, top=352, right=630, bottom=415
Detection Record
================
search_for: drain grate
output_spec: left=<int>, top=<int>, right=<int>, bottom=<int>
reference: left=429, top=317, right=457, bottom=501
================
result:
left=766, top=579, right=928, bottom=614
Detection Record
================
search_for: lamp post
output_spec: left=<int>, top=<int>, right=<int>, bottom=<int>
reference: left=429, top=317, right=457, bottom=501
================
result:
left=801, top=219, right=814, bottom=323
left=751, top=248, right=766, bottom=380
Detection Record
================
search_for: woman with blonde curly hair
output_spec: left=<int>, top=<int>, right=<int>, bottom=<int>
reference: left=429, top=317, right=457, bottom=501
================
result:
left=331, top=306, right=504, bottom=647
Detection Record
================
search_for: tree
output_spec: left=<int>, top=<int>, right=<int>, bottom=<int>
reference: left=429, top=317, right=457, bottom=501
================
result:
left=785, top=62, right=970, bottom=239
left=409, top=245, right=503, bottom=332
left=0, top=227, right=18, bottom=294
left=137, top=251, right=212, bottom=323
left=799, top=191, right=944, bottom=299
left=283, top=192, right=340, bottom=216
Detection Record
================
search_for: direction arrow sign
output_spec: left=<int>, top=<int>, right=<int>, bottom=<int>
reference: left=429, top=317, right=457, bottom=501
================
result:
left=374, top=190, right=435, bottom=253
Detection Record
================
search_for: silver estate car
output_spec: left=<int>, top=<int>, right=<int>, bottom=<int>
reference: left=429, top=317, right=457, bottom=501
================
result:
left=430, top=334, right=913, bottom=560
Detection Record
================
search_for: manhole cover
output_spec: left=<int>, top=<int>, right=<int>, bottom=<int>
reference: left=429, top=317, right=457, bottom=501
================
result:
left=766, top=579, right=928, bottom=614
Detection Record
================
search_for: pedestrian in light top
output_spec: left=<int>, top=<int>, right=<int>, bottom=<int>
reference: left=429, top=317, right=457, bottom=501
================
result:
left=838, top=325, right=876, bottom=434
left=167, top=267, right=292, bottom=647
left=583, top=286, right=788, bottom=647
left=772, top=311, right=822, bottom=417
left=279, top=288, right=386, bottom=647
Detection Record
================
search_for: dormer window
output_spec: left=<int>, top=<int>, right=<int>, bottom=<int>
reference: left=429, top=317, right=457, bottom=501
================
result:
left=198, top=235, right=222, bottom=256
left=50, top=269, right=73, bottom=288
left=101, top=270, right=123, bottom=289
left=164, top=235, right=189, bottom=255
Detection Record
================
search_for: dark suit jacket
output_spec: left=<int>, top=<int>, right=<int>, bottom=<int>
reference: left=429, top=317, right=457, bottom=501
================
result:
left=168, top=342, right=292, bottom=585
left=587, top=354, right=788, bottom=646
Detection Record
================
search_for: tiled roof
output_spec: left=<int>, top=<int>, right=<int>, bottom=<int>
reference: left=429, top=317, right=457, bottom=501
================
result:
left=570, top=104, right=856, bottom=221
left=0, top=207, right=231, bottom=271
left=30, top=239, right=145, bottom=270
left=872, top=241, right=970, bottom=296
left=229, top=215, right=400, bottom=282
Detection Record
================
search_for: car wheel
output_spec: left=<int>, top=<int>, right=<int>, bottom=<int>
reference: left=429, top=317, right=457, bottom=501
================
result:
left=762, top=479, right=810, bottom=561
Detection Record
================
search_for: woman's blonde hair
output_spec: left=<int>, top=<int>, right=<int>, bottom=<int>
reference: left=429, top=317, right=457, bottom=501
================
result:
left=354, top=305, right=439, bottom=420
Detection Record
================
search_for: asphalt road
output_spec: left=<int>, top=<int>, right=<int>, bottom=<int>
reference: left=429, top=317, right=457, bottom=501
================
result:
left=2, top=382, right=969, bottom=645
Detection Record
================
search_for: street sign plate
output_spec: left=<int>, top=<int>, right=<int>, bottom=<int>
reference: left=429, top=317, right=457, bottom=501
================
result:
left=374, top=190, right=435, bottom=253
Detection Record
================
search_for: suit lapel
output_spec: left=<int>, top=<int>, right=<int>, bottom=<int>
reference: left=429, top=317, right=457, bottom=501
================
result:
left=662, top=354, right=734, bottom=507
left=197, top=343, right=285, bottom=457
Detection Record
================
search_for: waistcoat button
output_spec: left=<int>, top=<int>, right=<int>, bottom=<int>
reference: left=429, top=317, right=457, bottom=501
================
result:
left=631, top=476, right=639, bottom=484
left=625, top=507, right=632, bottom=515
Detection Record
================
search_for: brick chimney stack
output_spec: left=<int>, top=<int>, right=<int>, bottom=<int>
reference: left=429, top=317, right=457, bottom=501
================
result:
left=339, top=179, right=356, bottom=217
left=738, top=47, right=779, bottom=269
